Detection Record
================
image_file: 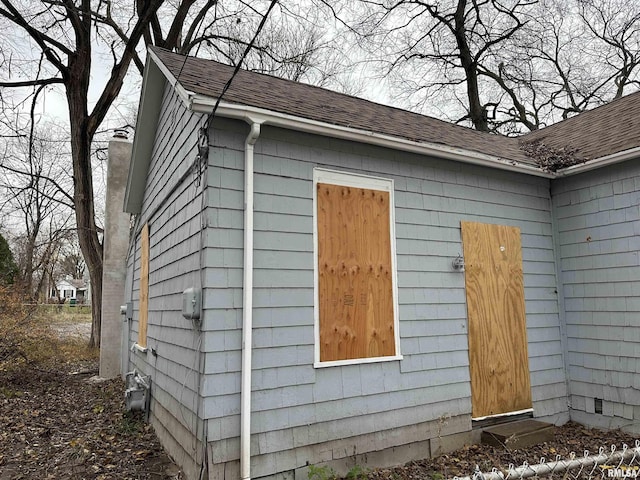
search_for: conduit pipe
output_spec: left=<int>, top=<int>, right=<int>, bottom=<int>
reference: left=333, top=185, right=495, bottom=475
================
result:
left=241, top=121, right=261, bottom=480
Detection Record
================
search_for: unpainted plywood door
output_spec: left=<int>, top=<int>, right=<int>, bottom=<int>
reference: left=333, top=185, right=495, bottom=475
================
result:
left=461, top=221, right=532, bottom=419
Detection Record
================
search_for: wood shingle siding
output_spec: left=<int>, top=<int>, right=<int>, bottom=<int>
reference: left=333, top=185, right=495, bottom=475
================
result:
left=121, top=46, right=640, bottom=479
left=196, top=121, right=568, bottom=475
left=552, top=158, right=640, bottom=428
left=125, top=85, right=207, bottom=480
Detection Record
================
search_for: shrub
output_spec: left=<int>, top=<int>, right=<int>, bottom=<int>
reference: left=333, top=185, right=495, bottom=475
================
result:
left=0, top=233, right=18, bottom=285
left=0, top=285, right=97, bottom=371
left=0, top=285, right=36, bottom=366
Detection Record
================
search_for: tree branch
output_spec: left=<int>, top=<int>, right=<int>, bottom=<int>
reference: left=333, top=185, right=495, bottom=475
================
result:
left=163, top=0, right=197, bottom=50
left=0, top=1, right=71, bottom=73
left=88, top=0, right=164, bottom=136
left=182, top=0, right=219, bottom=53
left=0, top=78, right=64, bottom=88
left=0, top=163, right=74, bottom=208
left=90, top=7, right=144, bottom=73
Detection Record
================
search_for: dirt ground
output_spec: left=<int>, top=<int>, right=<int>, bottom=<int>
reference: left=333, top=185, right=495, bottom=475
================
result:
left=0, top=316, right=638, bottom=480
left=49, top=321, right=92, bottom=339
left=0, top=360, right=182, bottom=480
left=2, top=361, right=637, bottom=480
left=367, top=422, right=638, bottom=480
left=0, top=312, right=182, bottom=480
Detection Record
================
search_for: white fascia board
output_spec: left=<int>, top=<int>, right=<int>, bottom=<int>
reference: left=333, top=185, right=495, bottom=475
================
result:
left=555, top=146, right=640, bottom=177
left=124, top=53, right=167, bottom=214
left=147, top=49, right=196, bottom=107
left=189, top=95, right=555, bottom=179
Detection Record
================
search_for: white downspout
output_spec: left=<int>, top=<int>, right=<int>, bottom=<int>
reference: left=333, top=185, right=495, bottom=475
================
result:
left=241, top=121, right=261, bottom=480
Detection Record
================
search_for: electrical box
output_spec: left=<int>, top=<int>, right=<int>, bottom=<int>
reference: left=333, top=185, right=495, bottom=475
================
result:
left=120, top=302, right=133, bottom=320
left=182, top=287, right=201, bottom=321
left=124, top=371, right=151, bottom=418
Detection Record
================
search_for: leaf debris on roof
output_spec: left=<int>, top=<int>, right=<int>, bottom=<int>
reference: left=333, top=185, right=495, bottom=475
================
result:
left=521, top=140, right=589, bottom=172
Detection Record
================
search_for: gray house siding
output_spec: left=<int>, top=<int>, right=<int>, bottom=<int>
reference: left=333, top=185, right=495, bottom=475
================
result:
left=125, top=84, right=207, bottom=479
left=552, top=158, right=640, bottom=434
left=201, top=119, right=568, bottom=479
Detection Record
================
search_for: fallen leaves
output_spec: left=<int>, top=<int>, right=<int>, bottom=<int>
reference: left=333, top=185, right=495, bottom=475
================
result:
left=0, top=360, right=181, bottom=479
left=366, top=423, right=637, bottom=480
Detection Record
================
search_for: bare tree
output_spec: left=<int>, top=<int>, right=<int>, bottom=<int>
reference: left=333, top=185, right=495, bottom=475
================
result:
left=354, top=0, right=534, bottom=131
left=477, top=0, right=640, bottom=132
left=57, top=235, right=86, bottom=280
left=230, top=5, right=360, bottom=93
left=351, top=0, right=640, bottom=134
left=0, top=0, right=344, bottom=347
left=0, top=127, right=74, bottom=301
left=576, top=0, right=640, bottom=99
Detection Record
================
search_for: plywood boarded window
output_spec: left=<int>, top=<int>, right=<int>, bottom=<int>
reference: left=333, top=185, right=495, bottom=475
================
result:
left=137, top=223, right=149, bottom=349
left=314, top=169, right=400, bottom=366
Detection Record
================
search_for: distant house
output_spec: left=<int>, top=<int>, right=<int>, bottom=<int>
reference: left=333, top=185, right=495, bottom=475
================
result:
left=51, top=277, right=89, bottom=304
left=121, top=46, right=640, bottom=480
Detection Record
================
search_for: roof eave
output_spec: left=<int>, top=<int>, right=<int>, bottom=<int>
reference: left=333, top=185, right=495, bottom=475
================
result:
left=129, top=50, right=639, bottom=202
left=190, top=95, right=555, bottom=179
left=555, top=146, right=640, bottom=177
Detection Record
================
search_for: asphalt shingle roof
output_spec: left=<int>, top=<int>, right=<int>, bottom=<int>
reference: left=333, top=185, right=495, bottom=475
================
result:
left=521, top=91, right=640, bottom=161
left=151, top=47, right=640, bottom=170
left=151, top=47, right=534, bottom=166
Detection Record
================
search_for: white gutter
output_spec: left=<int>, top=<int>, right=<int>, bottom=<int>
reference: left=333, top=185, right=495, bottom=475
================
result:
left=188, top=96, right=556, bottom=179
left=241, top=121, right=261, bottom=480
left=555, top=146, right=640, bottom=176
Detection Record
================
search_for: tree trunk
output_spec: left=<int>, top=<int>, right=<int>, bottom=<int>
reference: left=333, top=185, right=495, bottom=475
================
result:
left=453, top=0, right=489, bottom=132
left=87, top=253, right=103, bottom=347
left=22, top=237, right=35, bottom=299
left=70, top=121, right=104, bottom=348
left=69, top=116, right=103, bottom=347
left=67, top=34, right=103, bottom=347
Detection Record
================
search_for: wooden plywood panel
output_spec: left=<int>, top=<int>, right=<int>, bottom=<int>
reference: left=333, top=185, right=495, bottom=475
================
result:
left=461, top=221, right=532, bottom=418
left=481, top=419, right=554, bottom=448
left=317, top=183, right=395, bottom=362
left=138, top=223, right=149, bottom=348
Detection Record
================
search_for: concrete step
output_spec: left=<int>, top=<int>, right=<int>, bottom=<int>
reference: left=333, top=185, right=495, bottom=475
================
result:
left=481, top=419, right=554, bottom=449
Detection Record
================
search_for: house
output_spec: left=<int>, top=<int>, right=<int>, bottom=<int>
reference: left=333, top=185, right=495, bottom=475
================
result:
left=121, top=46, right=640, bottom=480
left=51, top=276, right=89, bottom=303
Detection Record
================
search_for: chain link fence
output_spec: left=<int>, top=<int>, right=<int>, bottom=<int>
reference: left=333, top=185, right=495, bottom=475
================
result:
left=451, top=440, right=640, bottom=480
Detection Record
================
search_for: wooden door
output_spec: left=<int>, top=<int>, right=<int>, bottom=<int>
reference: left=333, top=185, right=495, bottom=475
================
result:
left=461, top=221, right=532, bottom=419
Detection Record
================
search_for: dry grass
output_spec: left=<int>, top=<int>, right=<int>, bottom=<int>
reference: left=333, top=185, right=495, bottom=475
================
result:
left=0, top=286, right=98, bottom=372
left=37, top=303, right=92, bottom=323
left=47, top=310, right=92, bottom=325
left=0, top=286, right=181, bottom=479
